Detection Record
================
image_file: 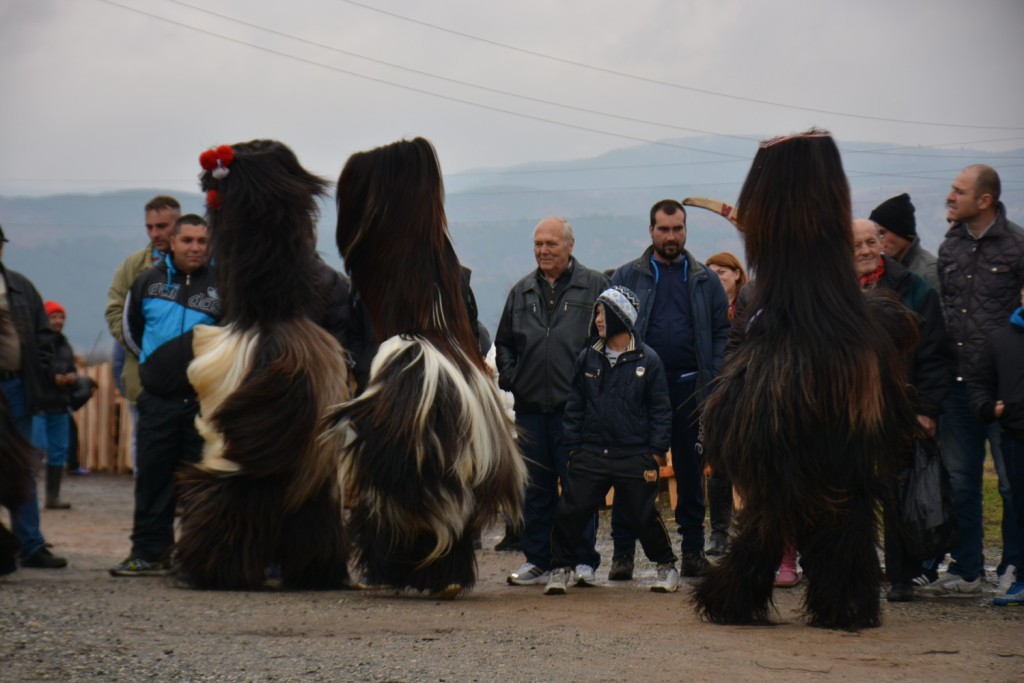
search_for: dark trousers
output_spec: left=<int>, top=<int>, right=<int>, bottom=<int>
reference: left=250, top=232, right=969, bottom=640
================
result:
left=612, top=378, right=704, bottom=555
left=941, top=382, right=1018, bottom=579
left=131, top=391, right=203, bottom=562
left=2, top=378, right=46, bottom=559
left=707, top=472, right=732, bottom=535
left=518, top=412, right=599, bottom=571
left=882, top=473, right=916, bottom=585
left=1002, top=431, right=1024, bottom=576
left=552, top=451, right=675, bottom=569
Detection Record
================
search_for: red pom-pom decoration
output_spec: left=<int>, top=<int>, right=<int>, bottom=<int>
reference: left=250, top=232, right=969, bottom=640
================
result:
left=206, top=189, right=221, bottom=209
left=199, top=149, right=218, bottom=171
left=215, top=145, right=235, bottom=166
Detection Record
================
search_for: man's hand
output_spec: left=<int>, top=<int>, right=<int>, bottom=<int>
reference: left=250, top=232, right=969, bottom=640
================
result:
left=995, top=400, right=1005, bottom=418
left=915, top=415, right=936, bottom=438
left=54, top=372, right=77, bottom=388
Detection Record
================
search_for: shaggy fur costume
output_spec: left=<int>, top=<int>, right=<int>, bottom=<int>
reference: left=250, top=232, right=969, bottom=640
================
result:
left=328, top=137, right=525, bottom=596
left=175, top=140, right=351, bottom=590
left=691, top=131, right=917, bottom=630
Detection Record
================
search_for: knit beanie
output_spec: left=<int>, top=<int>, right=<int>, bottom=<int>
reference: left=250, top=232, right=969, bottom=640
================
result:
left=869, top=193, right=916, bottom=241
left=44, top=300, right=66, bottom=317
left=594, top=286, right=639, bottom=338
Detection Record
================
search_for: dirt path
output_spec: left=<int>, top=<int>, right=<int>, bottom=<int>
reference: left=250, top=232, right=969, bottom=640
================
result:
left=1, top=474, right=1021, bottom=682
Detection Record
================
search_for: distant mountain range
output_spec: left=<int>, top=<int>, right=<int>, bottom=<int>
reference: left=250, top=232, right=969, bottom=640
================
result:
left=2, top=136, right=1021, bottom=357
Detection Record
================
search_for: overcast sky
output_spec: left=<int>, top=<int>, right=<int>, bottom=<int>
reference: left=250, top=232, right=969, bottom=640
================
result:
left=2, top=0, right=1023, bottom=197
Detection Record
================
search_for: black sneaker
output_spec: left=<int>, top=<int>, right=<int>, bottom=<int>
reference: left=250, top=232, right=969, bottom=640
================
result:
left=608, top=555, right=634, bottom=581
left=681, top=550, right=710, bottom=577
left=21, top=547, right=68, bottom=569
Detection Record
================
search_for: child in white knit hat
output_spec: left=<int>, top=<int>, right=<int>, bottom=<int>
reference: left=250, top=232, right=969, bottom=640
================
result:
left=544, top=285, right=680, bottom=595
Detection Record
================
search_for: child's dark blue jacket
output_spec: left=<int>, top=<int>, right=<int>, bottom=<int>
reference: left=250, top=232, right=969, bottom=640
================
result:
left=562, top=334, right=672, bottom=458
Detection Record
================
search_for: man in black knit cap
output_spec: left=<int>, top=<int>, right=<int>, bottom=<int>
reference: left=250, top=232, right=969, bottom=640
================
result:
left=871, top=193, right=940, bottom=292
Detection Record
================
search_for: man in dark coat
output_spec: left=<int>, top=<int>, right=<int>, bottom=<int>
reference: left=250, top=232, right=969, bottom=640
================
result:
left=924, top=164, right=1024, bottom=597
left=0, top=224, right=67, bottom=569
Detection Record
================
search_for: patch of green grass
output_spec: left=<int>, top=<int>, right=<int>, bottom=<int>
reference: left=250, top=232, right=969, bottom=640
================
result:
left=983, top=459, right=1003, bottom=546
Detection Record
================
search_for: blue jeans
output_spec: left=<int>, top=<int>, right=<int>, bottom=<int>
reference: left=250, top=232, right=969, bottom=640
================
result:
left=1, top=378, right=46, bottom=559
left=517, top=411, right=599, bottom=571
left=940, top=382, right=1019, bottom=580
left=32, top=412, right=71, bottom=468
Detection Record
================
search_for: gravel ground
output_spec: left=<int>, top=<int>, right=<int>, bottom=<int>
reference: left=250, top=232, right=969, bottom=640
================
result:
left=1, top=473, right=1021, bottom=683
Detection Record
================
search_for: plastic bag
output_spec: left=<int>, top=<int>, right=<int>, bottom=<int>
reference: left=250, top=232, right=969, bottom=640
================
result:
left=898, top=439, right=958, bottom=561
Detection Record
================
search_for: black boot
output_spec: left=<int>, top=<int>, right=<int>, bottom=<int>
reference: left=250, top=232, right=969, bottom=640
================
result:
left=494, top=520, right=522, bottom=552
left=45, top=465, right=71, bottom=510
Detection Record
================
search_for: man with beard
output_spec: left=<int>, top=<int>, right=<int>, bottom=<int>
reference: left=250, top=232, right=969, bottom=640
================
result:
left=609, top=199, right=730, bottom=579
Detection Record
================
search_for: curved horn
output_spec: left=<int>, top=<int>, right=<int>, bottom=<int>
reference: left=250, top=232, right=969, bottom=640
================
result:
left=682, top=197, right=739, bottom=228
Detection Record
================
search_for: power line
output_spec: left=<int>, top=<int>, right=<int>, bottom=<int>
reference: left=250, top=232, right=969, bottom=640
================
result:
left=92, top=0, right=1024, bottom=171
left=164, top=0, right=762, bottom=145
left=93, top=0, right=750, bottom=160
left=335, top=0, right=1024, bottom=132
left=163, top=0, right=1024, bottom=159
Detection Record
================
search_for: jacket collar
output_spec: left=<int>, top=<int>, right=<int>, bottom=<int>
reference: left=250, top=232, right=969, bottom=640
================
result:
left=943, top=203, right=1009, bottom=241
left=635, top=245, right=707, bottom=280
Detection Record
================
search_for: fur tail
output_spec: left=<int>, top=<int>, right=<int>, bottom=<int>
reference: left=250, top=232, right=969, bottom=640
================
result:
left=177, top=320, right=351, bottom=590
left=323, top=335, right=526, bottom=593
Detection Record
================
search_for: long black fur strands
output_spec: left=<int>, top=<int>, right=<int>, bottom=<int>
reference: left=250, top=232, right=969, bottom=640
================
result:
left=200, top=140, right=330, bottom=330
left=692, top=130, right=918, bottom=630
left=330, top=138, right=526, bottom=596
left=177, top=140, right=351, bottom=590
left=335, top=137, right=484, bottom=375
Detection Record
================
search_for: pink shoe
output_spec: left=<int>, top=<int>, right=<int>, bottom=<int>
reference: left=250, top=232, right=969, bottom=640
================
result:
left=774, top=547, right=801, bottom=587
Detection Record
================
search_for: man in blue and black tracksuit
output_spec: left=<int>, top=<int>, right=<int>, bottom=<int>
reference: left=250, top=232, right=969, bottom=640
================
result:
left=111, top=214, right=219, bottom=577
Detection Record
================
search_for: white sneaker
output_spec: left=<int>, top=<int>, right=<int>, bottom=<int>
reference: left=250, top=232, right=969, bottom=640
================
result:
left=573, top=564, right=596, bottom=587
left=651, top=563, right=681, bottom=593
left=915, top=573, right=984, bottom=598
left=997, top=565, right=1017, bottom=595
left=544, top=567, right=570, bottom=595
left=507, top=562, right=550, bottom=586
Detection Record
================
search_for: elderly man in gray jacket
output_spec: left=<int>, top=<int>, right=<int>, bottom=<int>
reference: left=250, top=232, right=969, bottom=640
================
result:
left=495, top=216, right=609, bottom=587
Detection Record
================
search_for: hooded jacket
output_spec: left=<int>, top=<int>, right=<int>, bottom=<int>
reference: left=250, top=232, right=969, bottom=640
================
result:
left=561, top=299, right=672, bottom=458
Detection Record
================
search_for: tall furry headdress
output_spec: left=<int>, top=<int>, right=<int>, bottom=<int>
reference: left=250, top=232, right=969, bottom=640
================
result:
left=693, top=130, right=917, bottom=629
left=177, top=140, right=351, bottom=590
left=328, top=137, right=525, bottom=596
